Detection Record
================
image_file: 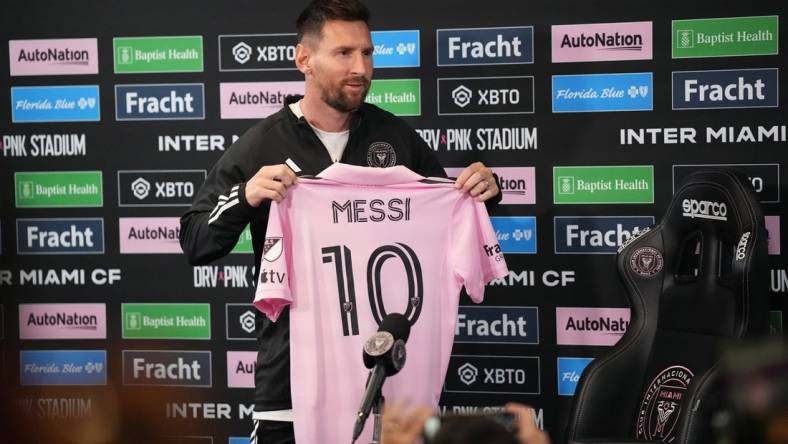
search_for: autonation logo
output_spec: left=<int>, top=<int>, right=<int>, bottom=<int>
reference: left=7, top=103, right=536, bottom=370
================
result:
left=552, top=21, right=652, bottom=63
left=19, top=303, right=106, bottom=340
left=10, top=38, right=99, bottom=76
left=556, top=307, right=630, bottom=346
left=119, top=217, right=181, bottom=254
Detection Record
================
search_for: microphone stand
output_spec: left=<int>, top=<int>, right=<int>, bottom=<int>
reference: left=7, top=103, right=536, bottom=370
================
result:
left=370, top=392, right=384, bottom=444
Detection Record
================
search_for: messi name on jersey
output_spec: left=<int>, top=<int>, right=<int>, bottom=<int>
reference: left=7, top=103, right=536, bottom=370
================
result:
left=331, top=198, right=412, bottom=223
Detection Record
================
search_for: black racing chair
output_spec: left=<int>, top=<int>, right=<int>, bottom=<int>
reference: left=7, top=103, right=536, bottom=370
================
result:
left=565, top=169, right=770, bottom=444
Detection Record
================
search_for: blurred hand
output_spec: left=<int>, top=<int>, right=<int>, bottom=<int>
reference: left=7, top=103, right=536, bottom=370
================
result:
left=505, top=403, right=551, bottom=444
left=380, top=401, right=434, bottom=444
left=455, top=161, right=499, bottom=202
left=245, top=164, right=298, bottom=206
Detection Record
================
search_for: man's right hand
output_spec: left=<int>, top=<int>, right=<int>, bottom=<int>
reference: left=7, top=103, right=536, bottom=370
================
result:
left=245, top=164, right=298, bottom=207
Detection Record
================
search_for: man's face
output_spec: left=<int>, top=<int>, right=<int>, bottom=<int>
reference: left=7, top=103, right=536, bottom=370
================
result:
left=306, top=20, right=373, bottom=113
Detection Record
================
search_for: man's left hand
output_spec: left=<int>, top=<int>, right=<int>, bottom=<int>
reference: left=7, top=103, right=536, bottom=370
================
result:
left=455, top=161, right=499, bottom=202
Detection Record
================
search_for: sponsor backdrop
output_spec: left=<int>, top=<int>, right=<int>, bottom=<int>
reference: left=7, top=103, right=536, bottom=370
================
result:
left=1, top=0, right=786, bottom=442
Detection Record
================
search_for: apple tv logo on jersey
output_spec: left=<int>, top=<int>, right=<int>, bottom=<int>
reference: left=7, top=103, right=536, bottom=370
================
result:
left=259, top=269, right=285, bottom=284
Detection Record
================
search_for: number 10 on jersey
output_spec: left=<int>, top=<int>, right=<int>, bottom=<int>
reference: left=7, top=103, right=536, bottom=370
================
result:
left=322, top=243, right=424, bottom=336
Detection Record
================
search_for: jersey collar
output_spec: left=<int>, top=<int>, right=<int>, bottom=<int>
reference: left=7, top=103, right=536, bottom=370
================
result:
left=316, top=163, right=424, bottom=185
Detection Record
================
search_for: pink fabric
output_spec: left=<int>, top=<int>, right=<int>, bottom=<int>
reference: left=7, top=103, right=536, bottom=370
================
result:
left=254, top=164, right=508, bottom=443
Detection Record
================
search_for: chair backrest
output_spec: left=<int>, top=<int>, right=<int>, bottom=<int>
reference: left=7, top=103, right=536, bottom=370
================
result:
left=566, top=169, right=769, bottom=444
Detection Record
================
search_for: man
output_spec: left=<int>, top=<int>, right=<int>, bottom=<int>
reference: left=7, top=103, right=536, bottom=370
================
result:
left=179, top=1, right=501, bottom=442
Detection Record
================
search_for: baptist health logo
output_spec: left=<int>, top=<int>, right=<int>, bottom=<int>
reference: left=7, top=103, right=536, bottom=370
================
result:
left=457, top=362, right=479, bottom=385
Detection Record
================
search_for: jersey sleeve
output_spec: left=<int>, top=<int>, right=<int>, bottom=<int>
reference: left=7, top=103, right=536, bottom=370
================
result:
left=450, top=194, right=509, bottom=303
left=253, top=199, right=292, bottom=322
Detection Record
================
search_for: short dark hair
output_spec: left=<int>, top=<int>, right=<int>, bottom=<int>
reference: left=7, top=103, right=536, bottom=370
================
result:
left=296, top=0, right=371, bottom=43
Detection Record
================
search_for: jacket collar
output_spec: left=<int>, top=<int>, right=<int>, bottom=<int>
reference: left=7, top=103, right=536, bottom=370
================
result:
left=317, top=163, right=424, bottom=185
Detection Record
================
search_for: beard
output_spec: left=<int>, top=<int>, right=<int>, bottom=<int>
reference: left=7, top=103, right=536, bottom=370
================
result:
left=320, top=76, right=370, bottom=113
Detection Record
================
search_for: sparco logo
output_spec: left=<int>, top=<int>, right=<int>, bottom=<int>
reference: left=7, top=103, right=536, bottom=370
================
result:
left=736, top=231, right=751, bottom=260
left=681, top=198, right=728, bottom=221
left=636, top=366, right=694, bottom=442
left=118, top=170, right=206, bottom=207
left=438, top=76, right=534, bottom=115
left=219, top=34, right=297, bottom=71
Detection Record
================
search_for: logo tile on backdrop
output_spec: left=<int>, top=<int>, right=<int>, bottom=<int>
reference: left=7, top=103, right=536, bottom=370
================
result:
left=115, top=84, right=205, bottom=121
left=218, top=33, right=297, bottom=71
left=557, top=357, right=594, bottom=396
left=551, top=21, right=653, bottom=63
left=16, top=218, right=105, bottom=255
left=9, top=38, right=99, bottom=76
left=11, top=85, right=100, bottom=123
left=437, top=26, right=534, bottom=65
left=552, top=73, right=653, bottom=113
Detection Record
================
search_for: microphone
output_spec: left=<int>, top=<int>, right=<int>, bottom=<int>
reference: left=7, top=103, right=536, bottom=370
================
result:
left=352, top=313, right=411, bottom=442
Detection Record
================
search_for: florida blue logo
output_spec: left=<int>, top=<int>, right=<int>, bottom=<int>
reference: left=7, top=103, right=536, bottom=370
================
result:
left=491, top=216, right=537, bottom=254
left=552, top=72, right=653, bottom=113
left=371, top=30, right=419, bottom=68
left=11, top=85, right=100, bottom=123
left=20, top=350, right=107, bottom=385
left=558, top=357, right=593, bottom=396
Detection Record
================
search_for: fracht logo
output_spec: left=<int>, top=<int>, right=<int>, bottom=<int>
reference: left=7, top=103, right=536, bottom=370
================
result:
left=437, top=26, right=534, bottom=66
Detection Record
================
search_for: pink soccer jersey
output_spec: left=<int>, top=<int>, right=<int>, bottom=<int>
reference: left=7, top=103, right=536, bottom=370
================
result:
left=254, top=163, right=508, bottom=443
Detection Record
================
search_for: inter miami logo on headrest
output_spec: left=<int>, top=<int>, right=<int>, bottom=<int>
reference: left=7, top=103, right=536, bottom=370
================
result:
left=629, top=246, right=664, bottom=278
left=263, top=237, right=283, bottom=262
left=636, top=365, right=694, bottom=442
left=366, top=142, right=397, bottom=167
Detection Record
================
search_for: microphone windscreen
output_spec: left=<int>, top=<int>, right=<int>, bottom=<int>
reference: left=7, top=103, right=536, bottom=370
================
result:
left=377, top=313, right=411, bottom=343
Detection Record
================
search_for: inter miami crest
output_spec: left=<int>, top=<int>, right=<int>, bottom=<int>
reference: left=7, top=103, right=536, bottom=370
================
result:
left=366, top=141, right=397, bottom=167
left=263, top=237, right=283, bottom=262
left=629, top=246, right=664, bottom=278
left=636, top=365, right=694, bottom=442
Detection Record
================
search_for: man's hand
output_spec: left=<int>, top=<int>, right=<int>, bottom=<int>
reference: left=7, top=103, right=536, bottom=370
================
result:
left=380, top=401, right=434, bottom=444
left=505, top=403, right=551, bottom=444
left=245, top=164, right=298, bottom=207
left=455, top=161, right=499, bottom=202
